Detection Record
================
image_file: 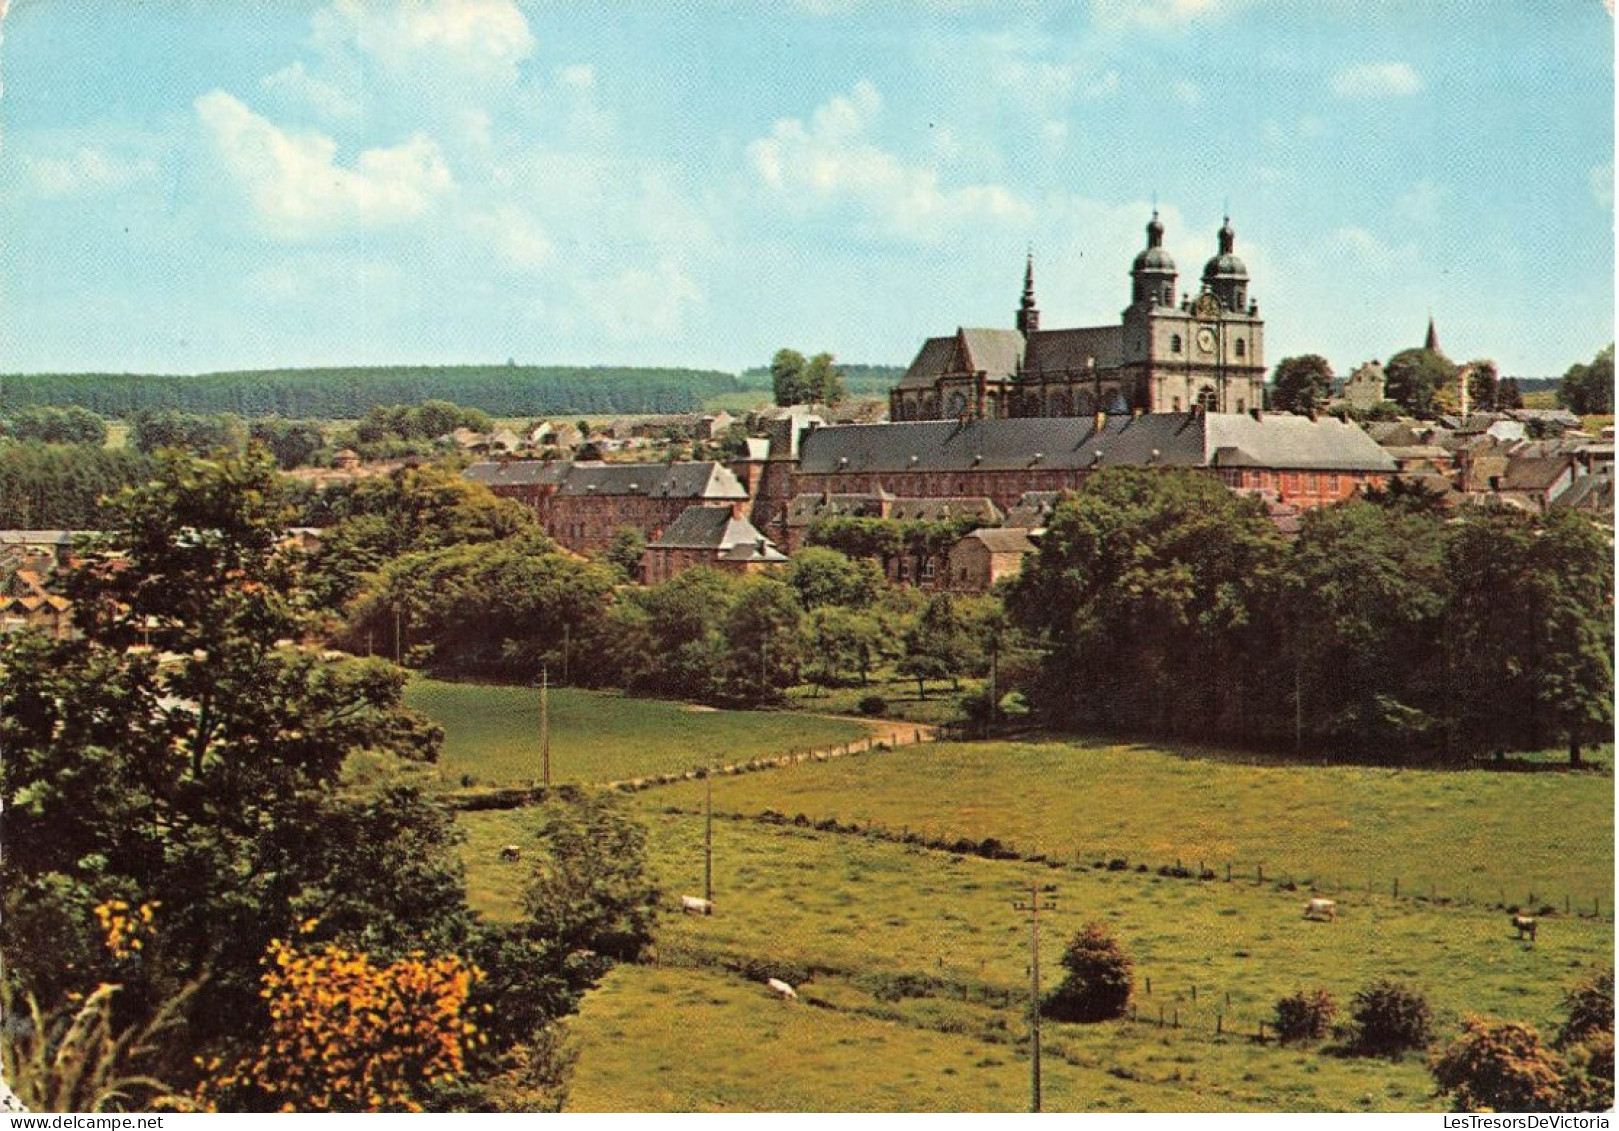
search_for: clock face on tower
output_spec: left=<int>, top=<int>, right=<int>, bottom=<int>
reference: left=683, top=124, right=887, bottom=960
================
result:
left=1196, top=326, right=1217, bottom=354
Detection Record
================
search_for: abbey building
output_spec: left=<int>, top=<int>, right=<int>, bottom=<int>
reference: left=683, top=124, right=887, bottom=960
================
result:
left=889, top=212, right=1266, bottom=421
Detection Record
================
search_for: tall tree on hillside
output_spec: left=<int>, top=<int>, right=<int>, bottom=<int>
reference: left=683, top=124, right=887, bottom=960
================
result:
left=1464, top=360, right=1502, bottom=413
left=771, top=349, right=808, bottom=406
left=803, top=352, right=847, bottom=406
left=1557, top=345, right=1615, bottom=415
left=1270, top=355, right=1335, bottom=414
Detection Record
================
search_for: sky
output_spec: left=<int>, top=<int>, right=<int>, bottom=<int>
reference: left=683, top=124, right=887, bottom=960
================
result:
left=0, top=0, right=1611, bottom=380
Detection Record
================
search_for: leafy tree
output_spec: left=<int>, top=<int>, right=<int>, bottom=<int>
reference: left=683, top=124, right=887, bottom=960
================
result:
left=1348, top=979, right=1433, bottom=1057
left=130, top=410, right=247, bottom=455
left=1431, top=1017, right=1569, bottom=1113
left=1270, top=354, right=1335, bottom=414
left=720, top=575, right=804, bottom=704
left=899, top=593, right=971, bottom=698
left=803, top=605, right=883, bottom=692
left=1446, top=508, right=1614, bottom=764
left=248, top=417, right=326, bottom=470
left=1283, top=501, right=1448, bottom=756
left=345, top=536, right=617, bottom=683
left=1557, top=345, right=1614, bottom=415
left=1463, top=359, right=1501, bottom=413
left=1559, top=969, right=1614, bottom=1049
left=771, top=349, right=808, bottom=406
left=1384, top=347, right=1457, bottom=418
left=786, top=546, right=884, bottom=610
left=803, top=352, right=846, bottom=406
left=807, top=515, right=905, bottom=576
left=610, top=568, right=737, bottom=701
left=1008, top=469, right=1286, bottom=739
left=1043, top=922, right=1133, bottom=1023
left=4, top=405, right=108, bottom=446
left=599, top=528, right=647, bottom=585
left=1497, top=376, right=1526, bottom=410
left=2, top=449, right=459, bottom=1051
left=0, top=442, right=151, bottom=528
left=522, top=793, right=659, bottom=965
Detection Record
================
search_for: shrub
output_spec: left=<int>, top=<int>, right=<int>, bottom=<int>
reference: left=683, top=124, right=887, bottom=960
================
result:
left=1042, top=922, right=1133, bottom=1023
left=1274, top=988, right=1337, bottom=1044
left=1562, top=1029, right=1615, bottom=1111
left=1349, top=979, right=1433, bottom=1056
left=1558, top=968, right=1614, bottom=1048
left=856, top=694, right=887, bottom=717
left=1431, top=1016, right=1568, bottom=1113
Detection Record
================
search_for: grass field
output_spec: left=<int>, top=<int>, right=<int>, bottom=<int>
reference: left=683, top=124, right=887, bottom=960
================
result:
left=462, top=796, right=1610, bottom=1112
left=404, top=678, right=870, bottom=787
left=451, top=726, right=1613, bottom=1111
left=642, top=739, right=1615, bottom=910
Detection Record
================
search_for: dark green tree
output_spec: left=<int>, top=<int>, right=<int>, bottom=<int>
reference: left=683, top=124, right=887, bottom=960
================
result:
left=786, top=546, right=884, bottom=610
left=803, top=352, right=846, bottom=406
left=771, top=349, right=808, bottom=406
left=599, top=528, right=648, bottom=585
left=1270, top=354, right=1335, bottom=414
left=1557, top=345, right=1614, bottom=415
left=899, top=593, right=971, bottom=698
left=4, top=405, right=108, bottom=446
left=1043, top=922, right=1133, bottom=1023
left=1464, top=359, right=1501, bottom=413
left=1384, top=347, right=1458, bottom=418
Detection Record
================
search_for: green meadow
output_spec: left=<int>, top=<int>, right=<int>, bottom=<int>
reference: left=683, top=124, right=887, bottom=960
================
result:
left=447, top=715, right=1613, bottom=1112
left=402, top=678, right=869, bottom=787
left=647, top=739, right=1615, bottom=910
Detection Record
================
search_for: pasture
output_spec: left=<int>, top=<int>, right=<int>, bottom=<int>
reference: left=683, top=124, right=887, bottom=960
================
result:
left=402, top=678, right=869, bottom=787
left=646, top=739, right=1615, bottom=910
left=455, top=734, right=1613, bottom=1111
left=463, top=799, right=1609, bottom=1112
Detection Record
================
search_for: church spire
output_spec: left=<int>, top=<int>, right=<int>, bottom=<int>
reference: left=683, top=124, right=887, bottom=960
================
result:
left=1424, top=313, right=1440, bottom=353
left=1016, top=250, right=1040, bottom=336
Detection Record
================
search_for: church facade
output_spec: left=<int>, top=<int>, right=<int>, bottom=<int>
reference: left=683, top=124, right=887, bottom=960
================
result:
left=889, top=212, right=1266, bottom=421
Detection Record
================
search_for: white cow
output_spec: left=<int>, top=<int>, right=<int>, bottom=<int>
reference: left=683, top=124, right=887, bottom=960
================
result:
left=767, top=978, right=798, bottom=1000
left=1303, top=898, right=1338, bottom=922
left=680, top=895, right=715, bottom=916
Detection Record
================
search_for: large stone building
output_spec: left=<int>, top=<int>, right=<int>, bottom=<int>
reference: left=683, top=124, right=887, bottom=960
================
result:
left=890, top=212, right=1266, bottom=422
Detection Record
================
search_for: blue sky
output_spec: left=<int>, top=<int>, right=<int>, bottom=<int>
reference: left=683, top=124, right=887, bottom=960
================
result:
left=0, top=0, right=1611, bottom=379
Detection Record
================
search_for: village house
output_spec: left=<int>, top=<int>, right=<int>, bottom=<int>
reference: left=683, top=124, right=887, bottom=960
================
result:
left=465, top=459, right=750, bottom=555
left=945, top=527, right=1039, bottom=592
left=640, top=506, right=787, bottom=583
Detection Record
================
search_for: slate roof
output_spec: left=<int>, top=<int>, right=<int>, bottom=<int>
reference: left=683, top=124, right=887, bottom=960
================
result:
left=887, top=497, right=1002, bottom=523
left=648, top=506, right=777, bottom=553
left=1550, top=474, right=1614, bottom=515
left=561, top=462, right=748, bottom=500
left=1024, top=326, right=1124, bottom=375
left=956, top=329, right=1026, bottom=378
left=1500, top=456, right=1575, bottom=493
left=786, top=493, right=890, bottom=527
left=464, top=460, right=573, bottom=487
left=796, top=413, right=1395, bottom=475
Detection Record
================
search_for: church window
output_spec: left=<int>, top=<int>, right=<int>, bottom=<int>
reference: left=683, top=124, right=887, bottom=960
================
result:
left=1235, top=339, right=1246, bottom=358
left=1171, top=334, right=1182, bottom=354
left=1172, top=397, right=1181, bottom=412
left=1197, top=386, right=1218, bottom=412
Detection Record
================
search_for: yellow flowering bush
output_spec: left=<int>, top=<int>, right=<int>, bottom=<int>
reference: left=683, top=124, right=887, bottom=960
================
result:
left=92, top=900, right=158, bottom=962
left=199, top=938, right=483, bottom=1112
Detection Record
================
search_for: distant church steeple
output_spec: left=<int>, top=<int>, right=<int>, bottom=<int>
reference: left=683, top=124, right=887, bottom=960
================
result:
left=1016, top=251, right=1040, bottom=336
left=1424, top=314, right=1441, bottom=353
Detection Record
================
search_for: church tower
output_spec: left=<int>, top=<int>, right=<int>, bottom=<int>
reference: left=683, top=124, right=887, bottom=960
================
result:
left=1015, top=252, right=1040, bottom=336
left=1129, top=210, right=1178, bottom=308
left=1201, top=216, right=1249, bottom=313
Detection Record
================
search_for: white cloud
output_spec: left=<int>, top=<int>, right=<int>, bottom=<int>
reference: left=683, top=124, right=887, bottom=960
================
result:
left=1325, top=225, right=1421, bottom=274
left=195, top=90, right=452, bottom=238
left=576, top=258, right=703, bottom=340
left=1591, top=163, right=1614, bottom=208
left=556, top=64, right=595, bottom=90
left=748, top=81, right=1033, bottom=239
left=311, top=0, right=534, bottom=85
left=21, top=146, right=157, bottom=197
left=1091, top=0, right=1246, bottom=31
left=466, top=204, right=552, bottom=270
left=260, top=60, right=361, bottom=122
left=1330, top=61, right=1423, bottom=99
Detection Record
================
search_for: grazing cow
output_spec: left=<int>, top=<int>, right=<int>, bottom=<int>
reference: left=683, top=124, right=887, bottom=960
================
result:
left=1511, top=914, right=1538, bottom=941
left=767, top=978, right=798, bottom=1001
left=1303, top=898, right=1338, bottom=922
left=680, top=895, right=715, bottom=916
left=499, top=844, right=522, bottom=862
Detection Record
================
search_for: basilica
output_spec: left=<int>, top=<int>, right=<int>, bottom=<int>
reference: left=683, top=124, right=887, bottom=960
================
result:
left=889, top=212, right=1267, bottom=421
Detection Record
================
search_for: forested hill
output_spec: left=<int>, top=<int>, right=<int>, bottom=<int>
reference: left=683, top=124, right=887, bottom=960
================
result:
left=0, top=365, right=747, bottom=418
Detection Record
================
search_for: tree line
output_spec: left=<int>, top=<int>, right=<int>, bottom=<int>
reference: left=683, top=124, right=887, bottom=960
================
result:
left=1007, top=468, right=1613, bottom=763
left=0, top=365, right=744, bottom=418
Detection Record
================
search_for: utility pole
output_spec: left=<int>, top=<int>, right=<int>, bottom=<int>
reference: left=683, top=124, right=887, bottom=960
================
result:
left=539, top=665, right=551, bottom=788
left=562, top=623, right=571, bottom=685
left=703, top=772, right=714, bottom=904
left=1013, top=880, right=1057, bottom=1113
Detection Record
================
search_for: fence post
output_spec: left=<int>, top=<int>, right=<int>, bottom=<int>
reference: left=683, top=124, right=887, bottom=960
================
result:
left=1145, top=976, right=1152, bottom=995
left=1393, top=877, right=1399, bottom=898
left=1216, top=1013, right=1223, bottom=1036
left=1226, top=863, right=1232, bottom=883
